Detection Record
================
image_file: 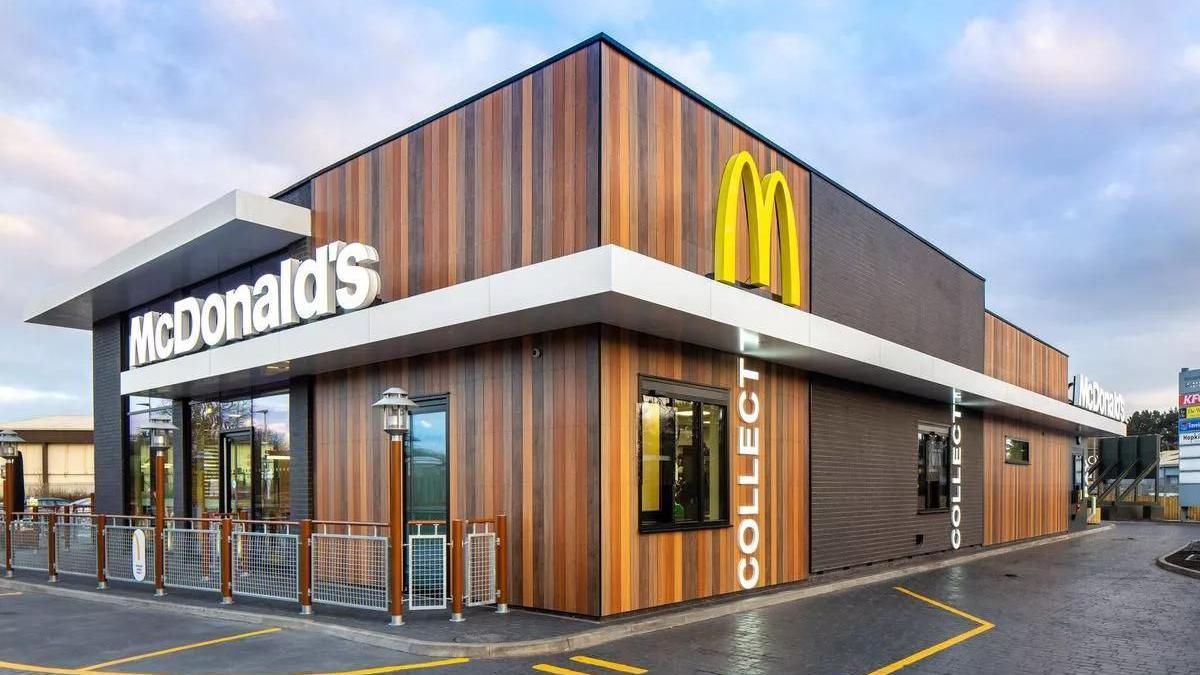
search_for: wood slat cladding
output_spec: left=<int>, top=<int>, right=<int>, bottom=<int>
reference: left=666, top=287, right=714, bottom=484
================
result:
left=984, top=312, right=1069, bottom=400
left=983, top=415, right=1069, bottom=545
left=599, top=45, right=811, bottom=311
left=599, top=327, right=807, bottom=615
left=310, top=44, right=600, bottom=302
left=809, top=376, right=983, bottom=573
left=312, top=327, right=600, bottom=616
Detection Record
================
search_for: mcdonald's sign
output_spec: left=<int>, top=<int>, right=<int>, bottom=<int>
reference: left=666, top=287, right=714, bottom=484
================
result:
left=713, top=151, right=802, bottom=308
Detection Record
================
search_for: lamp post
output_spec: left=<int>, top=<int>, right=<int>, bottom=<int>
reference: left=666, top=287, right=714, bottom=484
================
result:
left=373, top=387, right=415, bottom=627
left=0, top=430, right=23, bottom=578
left=142, top=413, right=176, bottom=597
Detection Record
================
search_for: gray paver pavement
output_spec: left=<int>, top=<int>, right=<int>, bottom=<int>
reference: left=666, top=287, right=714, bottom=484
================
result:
left=0, top=521, right=1196, bottom=674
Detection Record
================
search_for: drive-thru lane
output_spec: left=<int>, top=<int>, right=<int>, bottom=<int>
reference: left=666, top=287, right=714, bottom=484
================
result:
left=0, top=522, right=1195, bottom=674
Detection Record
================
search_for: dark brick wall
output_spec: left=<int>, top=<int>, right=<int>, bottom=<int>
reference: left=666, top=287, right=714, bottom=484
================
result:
left=92, top=317, right=125, bottom=515
left=289, top=377, right=313, bottom=520
left=810, top=175, right=985, bottom=371
left=171, top=400, right=189, bottom=516
left=810, top=375, right=984, bottom=573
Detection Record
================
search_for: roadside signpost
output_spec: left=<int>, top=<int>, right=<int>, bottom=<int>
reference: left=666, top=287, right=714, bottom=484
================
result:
left=1179, top=369, right=1200, bottom=509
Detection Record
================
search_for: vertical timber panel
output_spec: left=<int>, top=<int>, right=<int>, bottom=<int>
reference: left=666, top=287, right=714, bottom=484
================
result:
left=598, top=327, right=808, bottom=616
left=983, top=415, right=1070, bottom=545
left=312, top=328, right=600, bottom=616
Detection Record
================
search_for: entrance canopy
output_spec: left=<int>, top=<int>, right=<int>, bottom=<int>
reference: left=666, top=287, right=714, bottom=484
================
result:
left=24, top=191, right=311, bottom=329
left=117, top=245, right=1124, bottom=438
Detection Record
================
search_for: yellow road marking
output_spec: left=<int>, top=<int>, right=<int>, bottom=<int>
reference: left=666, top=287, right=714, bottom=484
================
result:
left=570, top=655, right=648, bottom=673
left=0, top=660, right=139, bottom=675
left=81, top=626, right=281, bottom=671
left=310, top=658, right=471, bottom=674
left=867, top=586, right=995, bottom=675
left=533, top=664, right=589, bottom=675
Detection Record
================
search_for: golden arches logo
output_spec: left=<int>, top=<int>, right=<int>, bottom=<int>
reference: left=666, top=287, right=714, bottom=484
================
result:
left=713, top=151, right=802, bottom=308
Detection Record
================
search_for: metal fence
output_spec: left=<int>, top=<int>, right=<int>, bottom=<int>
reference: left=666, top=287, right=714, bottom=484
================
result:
left=164, top=520, right=221, bottom=593
left=407, top=522, right=447, bottom=611
left=231, top=523, right=298, bottom=602
left=311, top=522, right=388, bottom=611
left=10, top=514, right=49, bottom=572
left=54, top=515, right=97, bottom=577
left=3, top=514, right=508, bottom=624
left=105, top=517, right=155, bottom=584
left=464, top=521, right=497, bottom=607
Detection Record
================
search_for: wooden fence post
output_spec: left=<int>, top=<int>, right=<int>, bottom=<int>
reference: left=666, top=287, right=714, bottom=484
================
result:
left=96, top=514, right=107, bottom=589
left=298, top=519, right=313, bottom=615
left=220, top=517, right=233, bottom=604
left=47, top=512, right=57, bottom=583
left=450, top=519, right=464, bottom=622
left=495, top=514, right=508, bottom=614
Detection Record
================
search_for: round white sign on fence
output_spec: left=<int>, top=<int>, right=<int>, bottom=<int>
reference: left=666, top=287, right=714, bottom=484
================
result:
left=131, top=529, right=147, bottom=581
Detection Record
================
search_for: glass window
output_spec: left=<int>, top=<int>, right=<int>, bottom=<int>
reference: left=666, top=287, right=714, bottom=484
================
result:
left=190, top=400, right=222, bottom=517
left=127, top=410, right=174, bottom=516
left=255, top=393, right=290, bottom=521
left=1005, top=437, right=1030, bottom=465
left=638, top=379, right=728, bottom=531
left=918, top=424, right=949, bottom=511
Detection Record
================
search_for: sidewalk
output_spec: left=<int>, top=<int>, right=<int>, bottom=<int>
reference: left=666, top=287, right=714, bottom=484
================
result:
left=0, top=524, right=1112, bottom=658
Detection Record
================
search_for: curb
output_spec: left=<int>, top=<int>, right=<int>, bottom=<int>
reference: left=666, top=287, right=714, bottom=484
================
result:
left=1156, top=543, right=1200, bottom=580
left=0, top=524, right=1114, bottom=658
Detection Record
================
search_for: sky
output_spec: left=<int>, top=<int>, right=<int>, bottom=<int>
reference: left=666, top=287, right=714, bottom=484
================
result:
left=0, top=0, right=1196, bottom=422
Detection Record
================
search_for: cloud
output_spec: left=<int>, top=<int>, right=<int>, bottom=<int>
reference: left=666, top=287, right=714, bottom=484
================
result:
left=0, top=386, right=76, bottom=404
left=949, top=2, right=1138, bottom=104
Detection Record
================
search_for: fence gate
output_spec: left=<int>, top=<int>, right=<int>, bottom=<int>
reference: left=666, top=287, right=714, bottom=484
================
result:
left=464, top=525, right=497, bottom=607
left=105, top=520, right=155, bottom=584
left=231, top=529, right=298, bottom=602
left=164, top=521, right=221, bottom=593
left=311, top=532, right=388, bottom=611
left=55, top=517, right=97, bottom=578
left=10, top=517, right=48, bottom=572
left=407, top=532, right=447, bottom=610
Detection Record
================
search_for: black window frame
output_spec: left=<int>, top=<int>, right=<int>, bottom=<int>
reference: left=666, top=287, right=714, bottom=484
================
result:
left=917, top=422, right=951, bottom=513
left=1005, top=436, right=1031, bottom=465
left=637, top=376, right=730, bottom=533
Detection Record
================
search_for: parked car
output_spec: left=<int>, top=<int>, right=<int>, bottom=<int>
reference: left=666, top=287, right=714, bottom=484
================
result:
left=27, top=496, right=71, bottom=512
left=70, top=496, right=92, bottom=513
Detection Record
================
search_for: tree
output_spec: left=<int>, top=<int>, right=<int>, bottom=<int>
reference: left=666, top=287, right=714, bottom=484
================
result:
left=1126, top=409, right=1178, bottom=450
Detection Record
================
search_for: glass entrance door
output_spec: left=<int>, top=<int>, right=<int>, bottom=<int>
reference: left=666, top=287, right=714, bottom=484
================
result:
left=406, top=399, right=449, bottom=527
left=220, top=430, right=255, bottom=519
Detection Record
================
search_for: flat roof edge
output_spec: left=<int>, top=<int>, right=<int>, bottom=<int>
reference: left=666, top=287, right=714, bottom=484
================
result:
left=24, top=190, right=311, bottom=330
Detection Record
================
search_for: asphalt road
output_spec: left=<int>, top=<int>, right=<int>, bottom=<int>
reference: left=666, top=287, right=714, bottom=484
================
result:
left=0, top=521, right=1196, bottom=674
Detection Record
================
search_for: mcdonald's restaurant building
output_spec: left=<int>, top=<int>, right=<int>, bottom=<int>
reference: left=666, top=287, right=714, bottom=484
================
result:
left=25, top=35, right=1124, bottom=618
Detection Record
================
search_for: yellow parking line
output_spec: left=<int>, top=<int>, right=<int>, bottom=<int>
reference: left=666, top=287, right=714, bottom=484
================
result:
left=570, top=655, right=648, bottom=673
left=80, top=626, right=281, bottom=671
left=867, top=586, right=994, bottom=675
left=0, top=660, right=139, bottom=675
left=312, top=658, right=471, bottom=674
left=533, top=664, right=588, bottom=675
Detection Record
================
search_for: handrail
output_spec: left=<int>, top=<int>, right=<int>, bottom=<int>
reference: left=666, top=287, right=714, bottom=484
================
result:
left=1094, top=462, right=1137, bottom=504
left=1115, top=460, right=1159, bottom=504
left=1087, top=462, right=1118, bottom=495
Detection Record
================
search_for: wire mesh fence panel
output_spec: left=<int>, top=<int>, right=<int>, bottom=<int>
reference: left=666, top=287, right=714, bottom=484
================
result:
left=231, top=531, right=298, bottom=602
left=105, top=524, right=155, bottom=584
left=407, top=533, right=447, bottom=610
left=164, top=524, right=221, bottom=593
left=10, top=519, right=48, bottom=571
left=54, top=520, right=97, bottom=577
left=311, top=533, right=388, bottom=611
left=464, top=531, right=497, bottom=606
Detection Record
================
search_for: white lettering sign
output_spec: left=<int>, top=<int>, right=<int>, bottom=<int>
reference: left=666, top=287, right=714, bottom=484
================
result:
left=950, top=389, right=964, bottom=550
left=735, top=353, right=761, bottom=590
left=1071, top=375, right=1125, bottom=422
left=129, top=242, right=380, bottom=367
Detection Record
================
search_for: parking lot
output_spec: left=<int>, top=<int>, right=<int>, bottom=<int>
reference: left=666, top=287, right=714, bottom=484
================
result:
left=0, top=522, right=1196, bottom=674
